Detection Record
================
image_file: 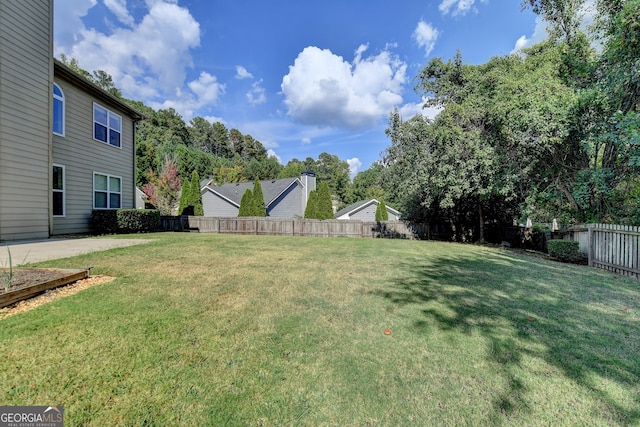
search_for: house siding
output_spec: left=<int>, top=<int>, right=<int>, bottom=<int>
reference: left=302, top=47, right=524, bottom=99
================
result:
left=52, top=77, right=136, bottom=235
left=202, top=190, right=239, bottom=217
left=0, top=0, right=52, bottom=240
left=268, top=181, right=304, bottom=218
left=350, top=204, right=379, bottom=221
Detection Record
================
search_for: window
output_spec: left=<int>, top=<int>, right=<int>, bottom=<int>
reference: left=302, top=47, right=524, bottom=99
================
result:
left=53, top=165, right=65, bottom=217
left=53, top=84, right=65, bottom=136
left=94, top=173, right=122, bottom=209
left=93, top=103, right=121, bottom=148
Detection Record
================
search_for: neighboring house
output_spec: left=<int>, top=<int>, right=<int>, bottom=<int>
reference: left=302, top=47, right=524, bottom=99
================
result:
left=202, top=171, right=316, bottom=218
left=334, top=199, right=401, bottom=221
left=0, top=0, right=142, bottom=241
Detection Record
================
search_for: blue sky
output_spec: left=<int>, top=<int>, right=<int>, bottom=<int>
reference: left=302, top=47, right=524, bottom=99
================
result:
left=53, top=0, right=549, bottom=176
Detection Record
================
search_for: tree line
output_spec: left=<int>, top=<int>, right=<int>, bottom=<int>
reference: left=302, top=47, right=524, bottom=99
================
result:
left=376, top=0, right=640, bottom=240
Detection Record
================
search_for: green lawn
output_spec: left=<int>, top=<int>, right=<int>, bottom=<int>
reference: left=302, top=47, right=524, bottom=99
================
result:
left=1, top=233, right=639, bottom=426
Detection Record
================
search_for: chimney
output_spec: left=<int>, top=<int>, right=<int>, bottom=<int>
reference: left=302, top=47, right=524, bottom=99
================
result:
left=301, top=170, right=316, bottom=209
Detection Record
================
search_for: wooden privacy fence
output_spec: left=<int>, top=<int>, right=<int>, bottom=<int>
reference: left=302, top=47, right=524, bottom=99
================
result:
left=566, top=223, right=640, bottom=278
left=160, top=216, right=427, bottom=239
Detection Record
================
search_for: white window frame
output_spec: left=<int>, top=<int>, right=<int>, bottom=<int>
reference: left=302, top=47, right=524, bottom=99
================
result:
left=53, top=164, right=65, bottom=217
left=93, top=172, right=122, bottom=210
left=53, top=83, right=65, bottom=137
left=93, top=102, right=122, bottom=149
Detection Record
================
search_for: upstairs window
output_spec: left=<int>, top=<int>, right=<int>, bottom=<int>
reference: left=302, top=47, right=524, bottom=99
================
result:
left=53, top=84, right=65, bottom=136
left=93, top=103, right=121, bottom=148
left=94, top=173, right=122, bottom=209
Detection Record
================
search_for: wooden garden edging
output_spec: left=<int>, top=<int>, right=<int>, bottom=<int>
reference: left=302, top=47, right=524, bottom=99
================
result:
left=0, top=268, right=90, bottom=308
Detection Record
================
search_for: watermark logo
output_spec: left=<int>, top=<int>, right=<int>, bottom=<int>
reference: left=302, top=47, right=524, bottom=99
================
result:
left=0, top=406, right=63, bottom=427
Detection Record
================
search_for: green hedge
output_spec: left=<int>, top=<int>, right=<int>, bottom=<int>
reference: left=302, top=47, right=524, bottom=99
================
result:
left=91, top=210, right=119, bottom=234
left=547, top=239, right=583, bottom=263
left=91, top=209, right=160, bottom=234
left=117, top=209, right=160, bottom=233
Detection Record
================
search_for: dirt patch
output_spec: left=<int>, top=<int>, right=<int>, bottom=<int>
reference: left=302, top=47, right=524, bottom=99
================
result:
left=1, top=268, right=70, bottom=292
left=0, top=275, right=115, bottom=319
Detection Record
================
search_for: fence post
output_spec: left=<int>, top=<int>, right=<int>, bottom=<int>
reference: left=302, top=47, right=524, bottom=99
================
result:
left=587, top=224, right=593, bottom=267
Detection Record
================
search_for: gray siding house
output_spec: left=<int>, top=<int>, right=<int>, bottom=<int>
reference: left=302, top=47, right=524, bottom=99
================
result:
left=0, top=0, right=142, bottom=241
left=335, top=199, right=401, bottom=221
left=202, top=171, right=316, bottom=218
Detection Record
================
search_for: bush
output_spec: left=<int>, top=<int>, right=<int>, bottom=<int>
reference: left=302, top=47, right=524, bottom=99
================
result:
left=91, top=210, right=119, bottom=234
left=547, top=239, right=583, bottom=263
left=117, top=209, right=161, bottom=233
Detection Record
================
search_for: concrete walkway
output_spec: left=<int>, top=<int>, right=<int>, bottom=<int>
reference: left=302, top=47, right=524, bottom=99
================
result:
left=0, top=238, right=152, bottom=266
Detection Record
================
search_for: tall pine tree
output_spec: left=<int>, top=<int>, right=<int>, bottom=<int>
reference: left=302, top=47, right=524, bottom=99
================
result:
left=316, top=182, right=334, bottom=219
left=238, top=189, right=253, bottom=216
left=304, top=190, right=319, bottom=219
left=375, top=200, right=389, bottom=221
left=252, top=178, right=266, bottom=216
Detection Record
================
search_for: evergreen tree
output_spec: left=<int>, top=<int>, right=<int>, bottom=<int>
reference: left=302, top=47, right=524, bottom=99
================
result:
left=238, top=189, right=253, bottom=217
left=375, top=200, right=389, bottom=221
left=316, top=182, right=334, bottom=219
left=252, top=178, right=266, bottom=216
left=191, top=170, right=204, bottom=216
left=178, top=176, right=193, bottom=215
left=304, top=190, right=319, bottom=219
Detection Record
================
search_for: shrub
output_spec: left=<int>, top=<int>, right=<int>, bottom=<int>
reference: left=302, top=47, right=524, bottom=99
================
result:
left=238, top=189, right=254, bottom=217
left=375, top=200, right=389, bottom=221
left=547, top=239, right=583, bottom=263
left=117, top=209, right=161, bottom=233
left=304, top=190, right=318, bottom=219
left=91, top=210, right=119, bottom=234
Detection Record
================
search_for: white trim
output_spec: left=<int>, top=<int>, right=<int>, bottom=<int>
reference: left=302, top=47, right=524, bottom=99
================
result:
left=93, top=172, right=122, bottom=209
left=266, top=178, right=300, bottom=208
left=53, top=83, right=65, bottom=137
left=52, top=164, right=66, bottom=217
left=93, top=102, right=122, bottom=149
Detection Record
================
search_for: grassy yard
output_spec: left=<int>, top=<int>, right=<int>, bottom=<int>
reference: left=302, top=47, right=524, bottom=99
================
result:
left=1, top=233, right=639, bottom=426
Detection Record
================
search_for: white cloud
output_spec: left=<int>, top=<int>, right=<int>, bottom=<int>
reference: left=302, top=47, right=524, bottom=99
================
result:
left=236, top=65, right=254, bottom=80
left=247, top=80, right=266, bottom=105
left=104, top=0, right=135, bottom=27
left=53, top=0, right=220, bottom=119
left=301, top=137, right=312, bottom=144
left=347, top=158, right=362, bottom=177
left=439, top=0, right=486, bottom=16
left=281, top=45, right=407, bottom=129
left=399, top=100, right=442, bottom=120
left=413, top=21, right=439, bottom=56
left=188, top=72, right=225, bottom=104
left=511, top=15, right=548, bottom=53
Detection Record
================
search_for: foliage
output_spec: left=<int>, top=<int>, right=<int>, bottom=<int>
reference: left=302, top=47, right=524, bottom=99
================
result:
left=91, top=210, right=119, bottom=234
left=238, top=189, right=254, bottom=217
left=375, top=200, right=389, bottom=221
left=315, top=182, right=334, bottom=219
left=142, top=155, right=182, bottom=215
left=251, top=178, right=267, bottom=217
left=179, top=170, right=204, bottom=216
left=547, top=239, right=583, bottom=262
left=304, top=190, right=319, bottom=219
left=345, top=163, right=386, bottom=205
left=116, top=209, right=161, bottom=233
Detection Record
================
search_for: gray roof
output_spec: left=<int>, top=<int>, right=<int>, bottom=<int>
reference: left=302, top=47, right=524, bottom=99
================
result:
left=334, top=199, right=401, bottom=219
left=204, top=177, right=300, bottom=207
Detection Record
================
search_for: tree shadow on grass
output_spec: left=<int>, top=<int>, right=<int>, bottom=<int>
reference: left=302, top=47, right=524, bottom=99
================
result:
left=371, top=249, right=640, bottom=425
